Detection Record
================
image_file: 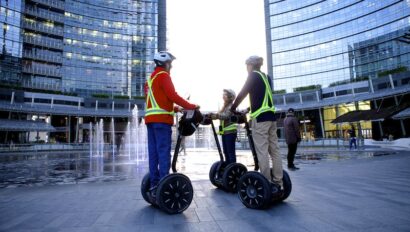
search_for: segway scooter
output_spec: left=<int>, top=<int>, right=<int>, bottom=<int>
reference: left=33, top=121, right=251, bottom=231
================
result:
left=234, top=111, right=292, bottom=209
left=141, top=109, right=203, bottom=214
left=204, top=114, right=248, bottom=192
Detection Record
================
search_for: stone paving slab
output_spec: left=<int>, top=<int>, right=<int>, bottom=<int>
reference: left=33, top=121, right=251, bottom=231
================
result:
left=1, top=151, right=410, bottom=232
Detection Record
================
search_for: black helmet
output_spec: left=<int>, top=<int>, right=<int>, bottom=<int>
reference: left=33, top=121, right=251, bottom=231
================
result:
left=178, top=109, right=203, bottom=136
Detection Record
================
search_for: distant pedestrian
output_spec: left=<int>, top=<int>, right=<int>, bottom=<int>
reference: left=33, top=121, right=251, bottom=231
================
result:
left=284, top=108, right=301, bottom=170
left=348, top=126, right=357, bottom=149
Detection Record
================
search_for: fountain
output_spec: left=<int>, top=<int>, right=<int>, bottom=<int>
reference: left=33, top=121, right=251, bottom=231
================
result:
left=90, top=119, right=104, bottom=157
left=111, top=117, right=115, bottom=156
left=89, top=122, right=93, bottom=156
left=121, top=105, right=148, bottom=163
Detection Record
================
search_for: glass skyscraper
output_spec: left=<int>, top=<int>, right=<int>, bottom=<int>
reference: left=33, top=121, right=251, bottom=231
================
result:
left=1, top=0, right=164, bottom=97
left=265, top=0, right=410, bottom=140
left=0, top=0, right=166, bottom=144
left=266, top=0, right=410, bottom=92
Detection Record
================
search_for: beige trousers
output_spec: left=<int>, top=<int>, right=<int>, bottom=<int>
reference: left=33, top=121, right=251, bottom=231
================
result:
left=251, top=120, right=283, bottom=187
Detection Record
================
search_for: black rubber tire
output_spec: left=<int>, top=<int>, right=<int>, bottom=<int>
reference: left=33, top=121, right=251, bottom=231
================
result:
left=237, top=171, right=272, bottom=209
left=222, top=163, right=248, bottom=192
left=156, top=173, right=194, bottom=214
left=141, top=172, right=156, bottom=206
left=279, top=170, right=292, bottom=201
left=209, top=161, right=226, bottom=188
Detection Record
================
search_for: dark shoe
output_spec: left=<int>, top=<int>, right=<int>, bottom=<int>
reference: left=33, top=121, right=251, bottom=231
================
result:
left=288, top=165, right=300, bottom=171
left=149, top=186, right=157, bottom=201
left=271, top=183, right=284, bottom=198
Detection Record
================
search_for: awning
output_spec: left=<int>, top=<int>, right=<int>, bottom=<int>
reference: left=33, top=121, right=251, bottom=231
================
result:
left=0, top=119, right=56, bottom=132
left=391, top=107, right=410, bottom=120
left=331, top=106, right=406, bottom=124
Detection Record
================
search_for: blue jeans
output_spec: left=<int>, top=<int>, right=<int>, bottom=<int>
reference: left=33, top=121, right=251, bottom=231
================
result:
left=147, top=123, right=172, bottom=187
left=222, top=132, right=237, bottom=164
left=350, top=137, right=357, bottom=149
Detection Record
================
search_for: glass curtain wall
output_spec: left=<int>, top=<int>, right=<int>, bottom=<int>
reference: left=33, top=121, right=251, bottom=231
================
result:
left=266, top=0, right=410, bottom=93
left=63, top=0, right=157, bottom=97
left=0, top=0, right=23, bottom=84
left=1, top=0, right=159, bottom=97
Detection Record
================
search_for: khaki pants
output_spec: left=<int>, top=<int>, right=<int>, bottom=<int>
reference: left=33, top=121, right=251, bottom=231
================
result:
left=251, top=120, right=283, bottom=187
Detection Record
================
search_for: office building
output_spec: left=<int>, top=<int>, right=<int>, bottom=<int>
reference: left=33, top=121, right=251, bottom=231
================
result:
left=265, top=0, right=410, bottom=140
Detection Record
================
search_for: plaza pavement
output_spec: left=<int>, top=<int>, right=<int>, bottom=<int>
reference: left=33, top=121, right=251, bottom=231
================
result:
left=1, top=149, right=410, bottom=232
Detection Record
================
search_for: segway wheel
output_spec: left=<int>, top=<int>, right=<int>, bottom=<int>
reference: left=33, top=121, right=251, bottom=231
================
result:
left=209, top=161, right=226, bottom=188
left=279, top=170, right=292, bottom=201
left=222, top=163, right=247, bottom=192
left=237, top=171, right=272, bottom=209
left=141, top=173, right=156, bottom=206
left=156, top=173, right=194, bottom=214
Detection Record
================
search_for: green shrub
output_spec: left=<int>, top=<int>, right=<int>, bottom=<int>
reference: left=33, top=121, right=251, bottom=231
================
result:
left=92, top=93, right=110, bottom=99
left=378, top=66, right=408, bottom=77
left=273, top=89, right=286, bottom=94
left=114, top=95, right=130, bottom=99
left=328, top=76, right=369, bottom=87
left=293, top=85, right=321, bottom=92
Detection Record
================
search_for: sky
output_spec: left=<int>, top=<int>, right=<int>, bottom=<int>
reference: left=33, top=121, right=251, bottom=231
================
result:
left=167, top=0, right=267, bottom=111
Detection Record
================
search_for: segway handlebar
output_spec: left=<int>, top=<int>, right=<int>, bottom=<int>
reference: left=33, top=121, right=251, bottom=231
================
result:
left=230, top=108, right=259, bottom=171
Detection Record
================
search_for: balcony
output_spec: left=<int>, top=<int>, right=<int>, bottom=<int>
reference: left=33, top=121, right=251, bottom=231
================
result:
left=30, top=0, right=65, bottom=10
left=21, top=81, right=62, bottom=92
left=22, top=64, right=62, bottom=78
left=25, top=7, right=65, bottom=23
left=23, top=51, right=63, bottom=64
left=23, top=21, right=64, bottom=37
left=23, top=35, right=63, bottom=50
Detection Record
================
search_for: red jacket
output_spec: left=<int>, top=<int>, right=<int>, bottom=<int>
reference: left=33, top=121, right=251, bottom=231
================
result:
left=144, top=67, right=196, bottom=125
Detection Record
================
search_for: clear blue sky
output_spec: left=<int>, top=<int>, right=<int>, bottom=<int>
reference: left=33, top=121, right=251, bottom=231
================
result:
left=167, top=0, right=266, bottom=111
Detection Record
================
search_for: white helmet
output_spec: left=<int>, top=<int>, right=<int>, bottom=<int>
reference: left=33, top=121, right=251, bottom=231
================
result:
left=154, top=51, right=176, bottom=65
left=245, top=55, right=263, bottom=67
left=223, top=89, right=236, bottom=99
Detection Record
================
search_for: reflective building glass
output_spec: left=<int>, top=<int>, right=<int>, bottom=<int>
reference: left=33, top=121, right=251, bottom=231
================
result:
left=0, top=0, right=23, bottom=84
left=266, top=0, right=410, bottom=93
left=0, top=0, right=161, bottom=97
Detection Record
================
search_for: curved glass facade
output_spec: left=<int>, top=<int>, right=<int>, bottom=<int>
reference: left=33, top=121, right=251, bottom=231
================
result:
left=266, top=0, right=410, bottom=93
left=0, top=0, right=23, bottom=84
left=1, top=0, right=162, bottom=97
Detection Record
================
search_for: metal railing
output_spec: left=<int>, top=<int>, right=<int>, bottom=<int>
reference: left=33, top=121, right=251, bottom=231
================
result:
left=23, top=65, right=62, bottom=77
left=31, top=0, right=65, bottom=10
left=21, top=80, right=62, bottom=91
left=23, top=51, right=63, bottom=63
left=23, top=35, right=63, bottom=50
left=23, top=21, right=64, bottom=37
left=25, top=7, right=65, bottom=23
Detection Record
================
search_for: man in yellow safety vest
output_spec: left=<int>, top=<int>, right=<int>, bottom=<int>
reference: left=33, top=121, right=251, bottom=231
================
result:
left=230, top=55, right=283, bottom=189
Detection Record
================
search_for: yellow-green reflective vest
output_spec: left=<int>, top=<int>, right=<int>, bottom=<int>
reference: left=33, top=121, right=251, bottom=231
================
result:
left=145, top=71, right=175, bottom=116
left=249, top=71, right=276, bottom=119
left=219, top=120, right=237, bottom=135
